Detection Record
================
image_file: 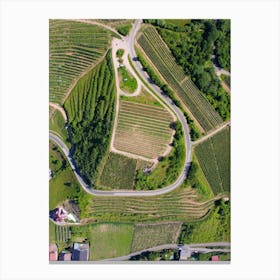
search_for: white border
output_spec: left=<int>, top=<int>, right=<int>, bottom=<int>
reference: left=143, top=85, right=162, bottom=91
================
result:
left=0, top=0, right=279, bottom=279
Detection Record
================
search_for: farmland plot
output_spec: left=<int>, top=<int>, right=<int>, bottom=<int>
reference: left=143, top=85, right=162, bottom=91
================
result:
left=195, top=127, right=230, bottom=195
left=49, top=20, right=113, bottom=104
left=131, top=222, right=182, bottom=252
left=137, top=25, right=223, bottom=132
left=114, top=100, right=174, bottom=159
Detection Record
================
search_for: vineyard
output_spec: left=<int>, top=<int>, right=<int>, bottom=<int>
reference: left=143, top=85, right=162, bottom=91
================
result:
left=49, top=20, right=113, bottom=104
left=55, top=224, right=71, bottom=243
left=137, top=25, right=223, bottom=132
left=87, top=187, right=217, bottom=223
left=114, top=100, right=174, bottom=159
left=64, top=51, right=116, bottom=185
left=131, top=222, right=182, bottom=252
left=194, top=127, right=230, bottom=195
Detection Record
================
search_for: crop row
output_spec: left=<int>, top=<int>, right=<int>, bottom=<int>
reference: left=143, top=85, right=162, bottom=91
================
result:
left=55, top=225, right=71, bottom=243
left=195, top=127, right=230, bottom=194
left=137, top=28, right=223, bottom=132
left=49, top=20, right=112, bottom=104
left=142, top=27, right=186, bottom=82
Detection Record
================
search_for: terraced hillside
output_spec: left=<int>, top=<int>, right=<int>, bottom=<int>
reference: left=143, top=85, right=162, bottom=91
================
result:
left=114, top=100, right=174, bottom=159
left=87, top=187, right=218, bottom=223
left=194, top=127, right=230, bottom=195
left=137, top=25, right=223, bottom=133
left=49, top=20, right=113, bottom=104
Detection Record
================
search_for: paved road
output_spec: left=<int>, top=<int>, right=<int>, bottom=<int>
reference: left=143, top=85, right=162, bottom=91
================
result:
left=49, top=19, right=192, bottom=197
left=101, top=242, right=230, bottom=261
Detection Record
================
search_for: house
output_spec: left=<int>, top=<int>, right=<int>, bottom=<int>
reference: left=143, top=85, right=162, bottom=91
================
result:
left=53, top=207, right=68, bottom=223
left=49, top=243, right=58, bottom=261
left=58, top=251, right=72, bottom=261
left=211, top=255, right=219, bottom=261
left=72, top=243, right=89, bottom=261
left=179, top=247, right=191, bottom=261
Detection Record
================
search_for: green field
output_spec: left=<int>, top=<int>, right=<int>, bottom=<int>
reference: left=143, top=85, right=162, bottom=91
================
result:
left=131, top=222, right=182, bottom=252
left=114, top=100, right=174, bottom=159
left=179, top=200, right=230, bottom=243
left=194, top=127, right=230, bottom=195
left=120, top=87, right=162, bottom=107
left=98, top=152, right=138, bottom=190
left=165, top=19, right=191, bottom=27
left=49, top=20, right=114, bottom=104
left=137, top=25, right=223, bottom=132
left=49, top=109, right=70, bottom=147
left=87, top=186, right=217, bottom=223
left=64, top=51, right=116, bottom=186
left=118, top=66, right=138, bottom=93
left=90, top=223, right=134, bottom=260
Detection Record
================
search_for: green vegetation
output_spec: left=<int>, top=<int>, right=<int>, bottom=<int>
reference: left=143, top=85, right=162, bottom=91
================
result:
left=49, top=141, right=90, bottom=216
left=120, top=88, right=162, bottom=107
left=137, top=25, right=224, bottom=132
left=64, top=51, right=116, bottom=186
left=135, top=122, right=185, bottom=190
left=98, top=153, right=137, bottom=190
left=116, top=48, right=124, bottom=58
left=117, top=23, right=132, bottom=36
left=114, top=100, right=174, bottom=159
left=196, top=252, right=230, bottom=261
left=136, top=48, right=201, bottom=140
left=69, top=222, right=134, bottom=260
left=118, top=66, right=138, bottom=93
left=49, top=20, right=113, bottom=104
left=49, top=109, right=70, bottom=147
left=185, top=156, right=214, bottom=201
left=215, top=20, right=230, bottom=71
left=131, top=222, right=181, bottom=252
left=130, top=249, right=179, bottom=261
left=87, top=187, right=214, bottom=223
left=90, top=223, right=134, bottom=260
left=49, top=220, right=56, bottom=243
left=165, top=19, right=191, bottom=27
left=195, top=127, right=230, bottom=195
left=179, top=199, right=230, bottom=243
left=143, top=20, right=230, bottom=121
left=221, top=74, right=230, bottom=88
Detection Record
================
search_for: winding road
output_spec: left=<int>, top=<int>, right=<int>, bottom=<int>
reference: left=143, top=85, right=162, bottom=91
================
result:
left=49, top=19, right=192, bottom=197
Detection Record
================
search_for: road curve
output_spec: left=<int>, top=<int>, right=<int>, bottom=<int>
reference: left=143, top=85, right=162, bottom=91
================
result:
left=49, top=19, right=192, bottom=197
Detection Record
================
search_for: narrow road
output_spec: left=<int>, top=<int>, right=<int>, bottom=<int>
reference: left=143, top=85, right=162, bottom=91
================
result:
left=101, top=242, right=230, bottom=261
left=192, top=121, right=230, bottom=146
left=49, top=19, right=192, bottom=197
left=49, top=102, right=67, bottom=122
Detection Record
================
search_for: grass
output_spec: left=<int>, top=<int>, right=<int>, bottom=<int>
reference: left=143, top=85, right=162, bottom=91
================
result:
left=49, top=109, right=70, bottom=148
left=120, top=87, right=162, bottom=107
left=90, top=223, right=134, bottom=260
left=116, top=23, right=132, bottom=36
left=131, top=222, right=182, bottom=252
left=194, top=127, right=230, bottom=195
left=116, top=48, right=124, bottom=58
left=197, top=252, right=230, bottom=261
left=179, top=200, right=230, bottom=244
left=165, top=19, right=191, bottom=27
left=49, top=220, right=56, bottom=243
left=118, top=66, right=138, bottom=94
left=98, top=152, right=137, bottom=190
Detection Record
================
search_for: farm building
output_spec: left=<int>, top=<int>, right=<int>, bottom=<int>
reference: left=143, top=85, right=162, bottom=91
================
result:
left=72, top=243, right=89, bottom=261
left=58, top=251, right=72, bottom=261
left=211, top=255, right=219, bottom=261
left=49, top=243, right=58, bottom=261
left=179, top=248, right=191, bottom=261
left=53, top=207, right=68, bottom=223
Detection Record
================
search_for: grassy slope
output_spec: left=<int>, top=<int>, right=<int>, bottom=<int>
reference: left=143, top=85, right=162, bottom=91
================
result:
left=49, top=109, right=70, bottom=148
left=120, top=87, right=162, bottom=107
left=118, top=66, right=137, bottom=94
left=131, top=222, right=182, bottom=252
left=98, top=152, right=137, bottom=190
left=90, top=223, right=134, bottom=260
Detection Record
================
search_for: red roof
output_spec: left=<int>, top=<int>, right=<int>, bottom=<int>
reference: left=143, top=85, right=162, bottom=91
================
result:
left=49, top=251, right=57, bottom=261
left=211, top=255, right=219, bottom=261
